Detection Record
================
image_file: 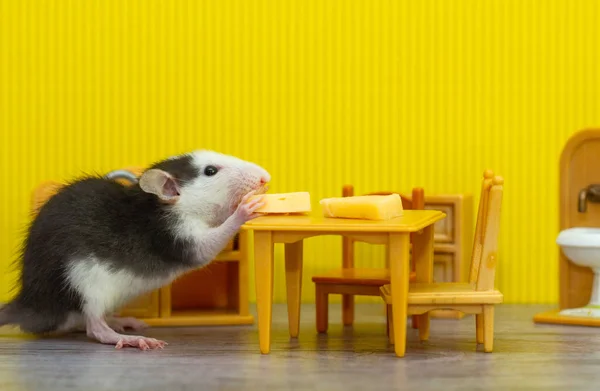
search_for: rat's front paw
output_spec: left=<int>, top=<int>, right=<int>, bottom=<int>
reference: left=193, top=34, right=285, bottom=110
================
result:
left=235, top=190, right=266, bottom=223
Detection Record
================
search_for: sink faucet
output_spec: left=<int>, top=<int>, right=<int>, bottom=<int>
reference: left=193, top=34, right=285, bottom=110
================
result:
left=578, top=184, right=600, bottom=213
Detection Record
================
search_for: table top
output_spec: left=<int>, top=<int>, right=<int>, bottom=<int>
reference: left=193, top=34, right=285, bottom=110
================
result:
left=241, top=210, right=446, bottom=232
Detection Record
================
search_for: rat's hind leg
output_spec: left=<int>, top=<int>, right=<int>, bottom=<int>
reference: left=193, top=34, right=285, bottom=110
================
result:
left=85, top=315, right=166, bottom=350
left=68, top=257, right=165, bottom=349
left=106, top=315, right=149, bottom=332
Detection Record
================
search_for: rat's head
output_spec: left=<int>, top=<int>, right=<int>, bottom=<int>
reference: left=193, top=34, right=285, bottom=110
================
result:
left=139, top=150, right=270, bottom=225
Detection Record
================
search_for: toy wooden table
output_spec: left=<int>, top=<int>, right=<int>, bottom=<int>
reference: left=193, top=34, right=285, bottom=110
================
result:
left=242, top=209, right=446, bottom=357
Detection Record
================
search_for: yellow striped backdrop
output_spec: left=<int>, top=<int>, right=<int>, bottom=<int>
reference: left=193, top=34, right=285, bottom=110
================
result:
left=1, top=0, right=599, bottom=304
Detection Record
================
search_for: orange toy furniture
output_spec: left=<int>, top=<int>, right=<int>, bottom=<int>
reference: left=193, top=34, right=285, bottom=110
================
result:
left=380, top=170, right=504, bottom=353
left=30, top=167, right=252, bottom=327
left=533, top=128, right=600, bottom=327
left=311, top=186, right=425, bottom=333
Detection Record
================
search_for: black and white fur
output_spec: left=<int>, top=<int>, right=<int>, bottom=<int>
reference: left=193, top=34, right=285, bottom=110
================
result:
left=0, top=150, right=270, bottom=350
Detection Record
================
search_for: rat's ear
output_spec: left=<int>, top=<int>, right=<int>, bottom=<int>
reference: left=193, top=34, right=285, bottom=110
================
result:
left=139, top=169, right=180, bottom=203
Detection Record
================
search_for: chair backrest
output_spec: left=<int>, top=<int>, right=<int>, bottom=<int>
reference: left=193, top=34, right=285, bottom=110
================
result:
left=467, top=170, right=505, bottom=291
left=341, top=184, right=425, bottom=269
left=31, top=167, right=144, bottom=215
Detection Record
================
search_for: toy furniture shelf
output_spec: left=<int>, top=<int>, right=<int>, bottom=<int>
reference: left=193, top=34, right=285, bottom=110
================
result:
left=242, top=210, right=447, bottom=357
left=118, top=231, right=253, bottom=327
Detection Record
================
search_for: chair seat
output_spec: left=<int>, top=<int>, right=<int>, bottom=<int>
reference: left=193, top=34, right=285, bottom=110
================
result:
left=380, top=283, right=504, bottom=305
left=312, top=268, right=416, bottom=286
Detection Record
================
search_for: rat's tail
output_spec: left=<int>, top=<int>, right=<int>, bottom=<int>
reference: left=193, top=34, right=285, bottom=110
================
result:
left=0, top=301, right=63, bottom=334
left=0, top=302, right=17, bottom=327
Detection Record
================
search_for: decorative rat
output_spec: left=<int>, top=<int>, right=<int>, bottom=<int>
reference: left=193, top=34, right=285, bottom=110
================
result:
left=0, top=149, right=270, bottom=350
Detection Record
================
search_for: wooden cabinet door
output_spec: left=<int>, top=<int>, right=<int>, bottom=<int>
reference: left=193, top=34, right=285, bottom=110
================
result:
left=433, top=253, right=454, bottom=283
left=425, top=202, right=455, bottom=244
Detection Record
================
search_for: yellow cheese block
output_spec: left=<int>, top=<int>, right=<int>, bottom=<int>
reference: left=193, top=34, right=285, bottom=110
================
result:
left=319, top=193, right=404, bottom=220
left=248, top=192, right=312, bottom=214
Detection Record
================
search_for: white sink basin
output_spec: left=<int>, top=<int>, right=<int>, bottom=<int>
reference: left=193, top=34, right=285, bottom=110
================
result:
left=557, top=227, right=600, bottom=267
left=557, top=227, right=600, bottom=318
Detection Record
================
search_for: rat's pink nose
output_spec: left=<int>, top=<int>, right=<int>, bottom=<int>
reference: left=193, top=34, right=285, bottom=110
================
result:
left=260, top=177, right=269, bottom=185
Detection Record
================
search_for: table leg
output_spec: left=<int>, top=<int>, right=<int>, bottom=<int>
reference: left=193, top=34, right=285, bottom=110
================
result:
left=254, top=231, right=274, bottom=354
left=238, top=229, right=250, bottom=317
left=285, top=240, right=303, bottom=338
left=388, top=232, right=410, bottom=357
left=412, top=225, right=434, bottom=341
left=342, top=236, right=354, bottom=326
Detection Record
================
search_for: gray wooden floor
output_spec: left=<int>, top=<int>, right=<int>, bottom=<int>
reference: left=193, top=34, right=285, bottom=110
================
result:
left=1, top=304, right=600, bottom=390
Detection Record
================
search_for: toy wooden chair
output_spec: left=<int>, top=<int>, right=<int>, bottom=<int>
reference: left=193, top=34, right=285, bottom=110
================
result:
left=380, top=170, right=504, bottom=352
left=311, top=185, right=425, bottom=333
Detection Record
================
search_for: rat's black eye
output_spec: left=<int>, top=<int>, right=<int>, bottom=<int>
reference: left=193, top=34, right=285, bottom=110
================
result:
left=204, top=165, right=219, bottom=176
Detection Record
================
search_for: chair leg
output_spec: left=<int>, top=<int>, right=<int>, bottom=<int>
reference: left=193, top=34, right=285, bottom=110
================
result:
left=411, top=315, right=419, bottom=329
left=386, top=305, right=389, bottom=337
left=476, top=314, right=484, bottom=344
left=418, top=313, right=430, bottom=341
left=342, top=294, right=354, bottom=326
left=387, top=305, right=395, bottom=345
left=315, top=285, right=328, bottom=333
left=483, top=305, right=494, bottom=353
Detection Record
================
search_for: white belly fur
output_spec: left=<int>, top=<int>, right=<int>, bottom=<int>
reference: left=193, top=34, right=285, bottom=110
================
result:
left=66, top=257, right=182, bottom=318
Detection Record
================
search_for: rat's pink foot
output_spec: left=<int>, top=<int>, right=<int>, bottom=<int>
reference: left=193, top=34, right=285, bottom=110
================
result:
left=107, top=316, right=149, bottom=332
left=114, top=335, right=167, bottom=350
left=86, top=317, right=167, bottom=351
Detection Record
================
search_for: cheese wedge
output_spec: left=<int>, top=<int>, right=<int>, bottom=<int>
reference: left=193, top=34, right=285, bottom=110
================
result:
left=248, top=192, right=312, bottom=214
left=319, top=193, right=404, bottom=220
